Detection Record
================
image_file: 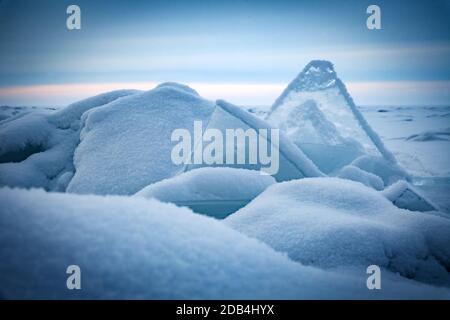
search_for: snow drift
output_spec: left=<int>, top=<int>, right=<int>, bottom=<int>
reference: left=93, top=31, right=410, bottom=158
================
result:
left=66, top=83, right=216, bottom=195
left=1, top=187, right=449, bottom=299
left=0, top=90, right=139, bottom=191
left=225, top=178, right=450, bottom=286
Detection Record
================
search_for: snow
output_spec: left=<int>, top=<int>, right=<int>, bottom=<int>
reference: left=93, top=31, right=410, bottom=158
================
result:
left=350, top=155, right=410, bottom=186
left=1, top=60, right=450, bottom=298
left=49, top=89, right=140, bottom=130
left=382, top=180, right=438, bottom=212
left=1, top=187, right=449, bottom=299
left=406, top=128, right=450, bottom=142
left=185, top=99, right=323, bottom=181
left=0, top=105, right=56, bottom=123
left=267, top=60, right=397, bottom=175
left=136, top=167, right=276, bottom=218
left=225, top=178, right=450, bottom=287
left=336, top=165, right=384, bottom=191
left=0, top=90, right=138, bottom=191
left=1, top=81, right=322, bottom=196
left=66, top=83, right=215, bottom=195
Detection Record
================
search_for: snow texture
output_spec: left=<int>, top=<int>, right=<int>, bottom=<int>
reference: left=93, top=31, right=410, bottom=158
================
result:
left=267, top=60, right=397, bottom=174
left=67, top=83, right=215, bottom=195
left=136, top=167, right=276, bottom=218
left=336, top=165, right=384, bottom=191
left=0, top=90, right=138, bottom=191
left=225, top=178, right=450, bottom=287
left=1, top=187, right=449, bottom=299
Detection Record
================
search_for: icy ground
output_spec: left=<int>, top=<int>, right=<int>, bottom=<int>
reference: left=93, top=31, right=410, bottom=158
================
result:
left=359, top=105, right=450, bottom=179
left=360, top=105, right=450, bottom=213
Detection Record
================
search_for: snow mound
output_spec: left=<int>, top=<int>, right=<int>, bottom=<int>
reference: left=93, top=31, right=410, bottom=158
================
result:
left=1, top=187, right=449, bottom=299
left=337, top=165, right=384, bottom=190
left=136, top=167, right=275, bottom=218
left=185, top=99, right=323, bottom=181
left=155, top=82, right=200, bottom=96
left=382, top=180, right=439, bottom=212
left=267, top=60, right=398, bottom=175
left=225, top=178, right=450, bottom=286
left=66, top=83, right=215, bottom=195
left=48, top=90, right=140, bottom=129
left=0, top=90, right=139, bottom=191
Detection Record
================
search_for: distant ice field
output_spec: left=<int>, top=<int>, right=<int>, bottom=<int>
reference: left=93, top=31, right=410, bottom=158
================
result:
left=360, top=105, right=450, bottom=213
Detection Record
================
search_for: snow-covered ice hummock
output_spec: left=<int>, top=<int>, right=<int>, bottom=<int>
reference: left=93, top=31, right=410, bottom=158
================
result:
left=66, top=83, right=322, bottom=196
left=1, top=81, right=323, bottom=196
left=0, top=90, right=140, bottom=191
left=66, top=83, right=216, bottom=195
left=266, top=60, right=406, bottom=184
left=136, top=167, right=276, bottom=218
left=225, top=178, right=450, bottom=287
left=68, top=85, right=325, bottom=196
left=1, top=187, right=449, bottom=299
left=184, top=99, right=323, bottom=181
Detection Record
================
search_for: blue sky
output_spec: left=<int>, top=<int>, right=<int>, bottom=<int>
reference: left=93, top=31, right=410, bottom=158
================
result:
left=0, top=0, right=449, bottom=106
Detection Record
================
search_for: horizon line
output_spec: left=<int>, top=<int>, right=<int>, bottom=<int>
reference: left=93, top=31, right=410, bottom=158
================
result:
left=0, top=80, right=449, bottom=107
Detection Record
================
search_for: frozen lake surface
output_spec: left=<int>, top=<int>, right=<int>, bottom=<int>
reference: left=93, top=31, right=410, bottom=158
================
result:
left=360, top=105, right=450, bottom=213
